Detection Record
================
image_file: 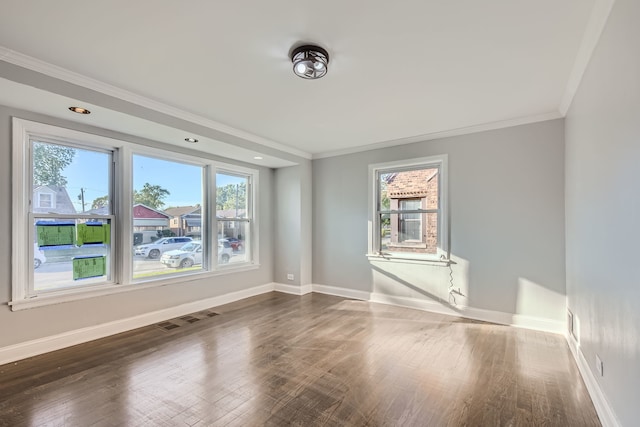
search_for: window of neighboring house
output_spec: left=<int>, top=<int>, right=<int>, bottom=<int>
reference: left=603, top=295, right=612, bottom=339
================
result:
left=12, top=118, right=259, bottom=310
left=38, top=192, right=54, bottom=208
left=369, top=155, right=448, bottom=261
left=399, top=199, right=422, bottom=242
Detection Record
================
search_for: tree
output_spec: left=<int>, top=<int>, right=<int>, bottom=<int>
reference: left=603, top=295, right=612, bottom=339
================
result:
left=379, top=174, right=391, bottom=233
left=216, top=183, right=246, bottom=211
left=91, top=195, right=109, bottom=209
left=33, top=142, right=75, bottom=186
left=134, top=183, right=170, bottom=209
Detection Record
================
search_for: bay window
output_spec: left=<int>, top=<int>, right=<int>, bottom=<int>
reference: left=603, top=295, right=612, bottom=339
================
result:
left=11, top=118, right=258, bottom=310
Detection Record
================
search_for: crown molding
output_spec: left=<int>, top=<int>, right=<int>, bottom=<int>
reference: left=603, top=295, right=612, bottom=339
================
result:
left=312, top=111, right=563, bottom=160
left=559, top=0, right=615, bottom=115
left=0, top=46, right=312, bottom=160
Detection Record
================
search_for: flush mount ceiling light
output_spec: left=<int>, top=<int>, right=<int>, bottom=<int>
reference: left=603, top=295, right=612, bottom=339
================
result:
left=291, top=45, right=329, bottom=79
left=69, top=106, right=90, bottom=114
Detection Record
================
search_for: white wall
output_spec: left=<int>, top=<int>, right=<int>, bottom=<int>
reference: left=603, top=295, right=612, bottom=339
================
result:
left=0, top=105, right=275, bottom=348
left=565, top=0, right=640, bottom=424
left=313, top=120, right=566, bottom=327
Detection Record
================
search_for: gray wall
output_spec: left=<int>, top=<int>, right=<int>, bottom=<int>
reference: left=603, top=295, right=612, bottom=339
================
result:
left=313, top=119, right=566, bottom=323
left=274, top=162, right=313, bottom=286
left=0, top=105, right=275, bottom=348
left=565, top=0, right=640, bottom=424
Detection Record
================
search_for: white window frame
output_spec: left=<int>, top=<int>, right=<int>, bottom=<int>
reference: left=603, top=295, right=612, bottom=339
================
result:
left=11, top=118, right=260, bottom=311
left=37, top=192, right=55, bottom=209
left=213, top=167, right=258, bottom=270
left=368, top=154, right=449, bottom=263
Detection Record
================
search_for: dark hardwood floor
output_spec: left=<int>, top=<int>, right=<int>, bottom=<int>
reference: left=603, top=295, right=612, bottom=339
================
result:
left=0, top=292, right=600, bottom=426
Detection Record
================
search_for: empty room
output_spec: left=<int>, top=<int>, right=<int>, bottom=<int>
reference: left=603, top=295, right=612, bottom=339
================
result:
left=0, top=0, right=637, bottom=426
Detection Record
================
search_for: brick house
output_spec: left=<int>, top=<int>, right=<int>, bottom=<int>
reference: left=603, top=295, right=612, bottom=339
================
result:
left=385, top=168, right=438, bottom=253
left=164, top=206, right=202, bottom=237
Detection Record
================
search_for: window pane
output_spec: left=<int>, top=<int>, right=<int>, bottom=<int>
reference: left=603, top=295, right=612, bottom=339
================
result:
left=218, top=220, right=248, bottom=264
left=216, top=173, right=248, bottom=217
left=34, top=218, right=113, bottom=291
left=32, top=141, right=111, bottom=214
left=132, top=155, right=204, bottom=279
left=31, top=141, right=113, bottom=292
left=380, top=213, right=391, bottom=252
left=426, top=213, right=438, bottom=254
left=378, top=166, right=439, bottom=255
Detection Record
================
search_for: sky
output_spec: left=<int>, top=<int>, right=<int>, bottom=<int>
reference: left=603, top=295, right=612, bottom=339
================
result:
left=60, top=148, right=244, bottom=212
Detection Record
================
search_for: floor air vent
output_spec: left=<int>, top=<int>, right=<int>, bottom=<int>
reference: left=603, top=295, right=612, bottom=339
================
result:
left=157, top=321, right=180, bottom=331
left=156, top=310, right=219, bottom=331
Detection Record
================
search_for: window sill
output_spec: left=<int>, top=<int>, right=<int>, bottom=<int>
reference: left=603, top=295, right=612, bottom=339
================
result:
left=10, top=263, right=261, bottom=311
left=366, top=253, right=450, bottom=266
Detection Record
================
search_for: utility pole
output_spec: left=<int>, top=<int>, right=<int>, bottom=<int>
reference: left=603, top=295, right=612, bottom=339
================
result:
left=235, top=184, right=239, bottom=217
left=78, top=188, right=86, bottom=212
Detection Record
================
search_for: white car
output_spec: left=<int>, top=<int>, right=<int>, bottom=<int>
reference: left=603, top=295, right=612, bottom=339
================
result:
left=34, top=243, right=46, bottom=269
left=161, top=241, right=232, bottom=268
left=135, top=236, right=192, bottom=259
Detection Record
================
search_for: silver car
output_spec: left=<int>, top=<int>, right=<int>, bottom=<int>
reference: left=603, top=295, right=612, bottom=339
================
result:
left=161, top=241, right=232, bottom=268
left=135, top=236, right=193, bottom=259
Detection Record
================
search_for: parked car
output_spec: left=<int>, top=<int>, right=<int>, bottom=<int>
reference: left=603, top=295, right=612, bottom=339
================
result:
left=161, top=240, right=233, bottom=268
left=223, top=237, right=244, bottom=252
left=34, top=243, right=46, bottom=269
left=133, top=231, right=161, bottom=246
left=135, top=237, right=192, bottom=259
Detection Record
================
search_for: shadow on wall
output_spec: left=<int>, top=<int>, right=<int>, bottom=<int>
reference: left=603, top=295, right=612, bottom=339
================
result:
left=369, top=255, right=470, bottom=315
left=369, top=254, right=565, bottom=325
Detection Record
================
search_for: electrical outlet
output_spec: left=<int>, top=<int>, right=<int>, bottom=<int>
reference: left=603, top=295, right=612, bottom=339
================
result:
left=596, top=354, right=604, bottom=376
left=287, top=273, right=294, bottom=281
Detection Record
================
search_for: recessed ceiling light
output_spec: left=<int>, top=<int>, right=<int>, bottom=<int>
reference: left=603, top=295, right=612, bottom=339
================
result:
left=69, top=106, right=90, bottom=114
left=253, top=156, right=263, bottom=160
left=185, top=137, right=198, bottom=143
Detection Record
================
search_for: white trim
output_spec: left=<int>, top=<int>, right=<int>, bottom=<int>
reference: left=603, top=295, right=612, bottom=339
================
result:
left=0, top=283, right=275, bottom=366
left=273, top=283, right=313, bottom=296
left=0, top=46, right=312, bottom=160
left=366, top=254, right=450, bottom=266
left=566, top=334, right=621, bottom=427
left=559, top=0, right=616, bottom=115
left=369, top=293, right=564, bottom=334
left=314, top=284, right=564, bottom=333
left=12, top=118, right=31, bottom=303
left=311, top=284, right=371, bottom=301
left=10, top=264, right=262, bottom=311
left=313, top=112, right=562, bottom=159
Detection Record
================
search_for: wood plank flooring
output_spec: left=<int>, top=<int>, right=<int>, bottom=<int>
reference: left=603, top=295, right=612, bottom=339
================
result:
left=0, top=292, right=600, bottom=426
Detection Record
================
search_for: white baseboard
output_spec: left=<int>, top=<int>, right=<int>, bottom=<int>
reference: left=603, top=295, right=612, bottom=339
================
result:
left=0, top=283, right=275, bottom=366
left=312, top=284, right=371, bottom=301
left=274, top=283, right=313, bottom=295
left=368, top=292, right=565, bottom=334
left=0, top=283, right=565, bottom=366
left=566, top=334, right=620, bottom=427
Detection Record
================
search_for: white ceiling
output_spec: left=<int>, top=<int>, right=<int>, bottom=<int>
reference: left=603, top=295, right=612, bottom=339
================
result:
left=0, top=0, right=610, bottom=159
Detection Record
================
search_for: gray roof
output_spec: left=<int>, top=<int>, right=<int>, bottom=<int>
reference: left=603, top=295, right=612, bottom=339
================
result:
left=32, top=186, right=77, bottom=214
